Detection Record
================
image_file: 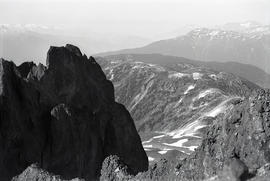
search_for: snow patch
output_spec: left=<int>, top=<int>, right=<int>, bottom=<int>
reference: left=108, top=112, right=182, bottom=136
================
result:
left=158, top=150, right=168, bottom=155
left=130, top=80, right=154, bottom=111
left=206, top=106, right=224, bottom=117
left=109, top=69, right=114, bottom=80
left=158, top=148, right=172, bottom=155
left=197, top=89, right=218, bottom=99
left=184, top=85, right=195, bottom=95
left=148, top=157, right=155, bottom=161
left=143, top=144, right=153, bottom=148
left=204, top=96, right=239, bottom=118
left=147, top=63, right=156, bottom=67
left=142, top=138, right=153, bottom=144
left=168, top=120, right=207, bottom=139
left=153, top=134, right=165, bottom=139
left=193, top=72, right=203, bottom=80
left=186, top=146, right=197, bottom=151
left=168, top=72, right=187, bottom=79
left=111, top=60, right=121, bottom=64
left=174, top=98, right=183, bottom=108
left=143, top=134, right=165, bottom=145
left=163, top=139, right=188, bottom=147
left=192, top=125, right=207, bottom=132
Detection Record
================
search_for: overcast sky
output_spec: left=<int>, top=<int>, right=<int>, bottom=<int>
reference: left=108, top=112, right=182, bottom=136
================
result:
left=0, top=0, right=269, bottom=37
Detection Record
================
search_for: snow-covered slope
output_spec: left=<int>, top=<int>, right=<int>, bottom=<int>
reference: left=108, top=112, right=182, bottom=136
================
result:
left=96, top=54, right=258, bottom=163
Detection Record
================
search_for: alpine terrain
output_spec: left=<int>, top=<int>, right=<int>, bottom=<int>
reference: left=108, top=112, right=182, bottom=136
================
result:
left=96, top=54, right=260, bottom=164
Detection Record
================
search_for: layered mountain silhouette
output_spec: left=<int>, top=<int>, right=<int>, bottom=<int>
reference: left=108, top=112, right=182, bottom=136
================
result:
left=96, top=26, right=270, bottom=88
left=0, top=24, right=150, bottom=65
left=96, top=54, right=259, bottom=163
left=0, top=45, right=148, bottom=181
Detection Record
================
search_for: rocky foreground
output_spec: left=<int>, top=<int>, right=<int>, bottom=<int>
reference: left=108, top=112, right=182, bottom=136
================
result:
left=0, top=44, right=148, bottom=180
left=176, top=89, right=270, bottom=180
left=98, top=90, right=270, bottom=181
left=12, top=90, right=270, bottom=181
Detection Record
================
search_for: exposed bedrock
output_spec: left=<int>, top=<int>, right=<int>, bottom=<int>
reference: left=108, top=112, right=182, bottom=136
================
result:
left=176, top=89, right=270, bottom=181
left=0, top=44, right=148, bottom=181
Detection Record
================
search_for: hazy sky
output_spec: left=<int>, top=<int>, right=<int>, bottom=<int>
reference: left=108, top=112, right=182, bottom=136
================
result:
left=0, top=0, right=269, bottom=37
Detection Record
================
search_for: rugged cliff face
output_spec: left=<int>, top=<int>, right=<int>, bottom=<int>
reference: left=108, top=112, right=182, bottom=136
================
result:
left=176, top=89, right=270, bottom=180
left=97, top=90, right=270, bottom=181
left=0, top=44, right=148, bottom=181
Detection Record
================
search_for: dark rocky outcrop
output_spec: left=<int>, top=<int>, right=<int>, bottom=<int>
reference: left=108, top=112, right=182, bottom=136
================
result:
left=176, top=89, right=270, bottom=180
left=100, top=155, right=131, bottom=181
left=100, top=156, right=177, bottom=181
left=0, top=44, right=148, bottom=181
left=103, top=89, right=270, bottom=181
left=12, top=164, right=84, bottom=181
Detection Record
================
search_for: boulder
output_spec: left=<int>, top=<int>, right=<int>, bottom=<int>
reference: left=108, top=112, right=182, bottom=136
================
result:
left=12, top=164, right=84, bottom=181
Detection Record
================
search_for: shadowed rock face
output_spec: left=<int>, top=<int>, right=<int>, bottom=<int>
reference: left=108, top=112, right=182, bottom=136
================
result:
left=176, top=89, right=270, bottom=180
left=0, top=44, right=148, bottom=181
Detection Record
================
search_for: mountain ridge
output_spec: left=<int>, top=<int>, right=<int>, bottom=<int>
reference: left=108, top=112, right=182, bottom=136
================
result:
left=96, top=54, right=259, bottom=163
left=96, top=26, right=270, bottom=81
left=96, top=53, right=269, bottom=88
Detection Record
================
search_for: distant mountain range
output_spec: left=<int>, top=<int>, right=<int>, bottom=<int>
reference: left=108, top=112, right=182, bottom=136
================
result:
left=220, top=21, right=269, bottom=34
left=97, top=23, right=270, bottom=87
left=96, top=54, right=259, bottom=163
left=1, top=22, right=269, bottom=88
left=0, top=24, right=151, bottom=65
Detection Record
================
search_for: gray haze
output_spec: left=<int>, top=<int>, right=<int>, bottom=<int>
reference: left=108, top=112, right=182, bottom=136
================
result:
left=0, top=0, right=269, bottom=39
left=0, top=0, right=269, bottom=74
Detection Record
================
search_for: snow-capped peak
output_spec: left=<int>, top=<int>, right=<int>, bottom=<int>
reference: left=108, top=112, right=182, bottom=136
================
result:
left=216, top=21, right=270, bottom=38
left=186, top=24, right=270, bottom=41
left=187, top=28, right=243, bottom=40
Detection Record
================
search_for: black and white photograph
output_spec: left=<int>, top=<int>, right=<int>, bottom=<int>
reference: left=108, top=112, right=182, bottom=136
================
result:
left=0, top=0, right=270, bottom=180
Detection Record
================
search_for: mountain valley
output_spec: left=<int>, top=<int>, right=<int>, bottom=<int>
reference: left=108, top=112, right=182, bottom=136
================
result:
left=96, top=54, right=259, bottom=164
